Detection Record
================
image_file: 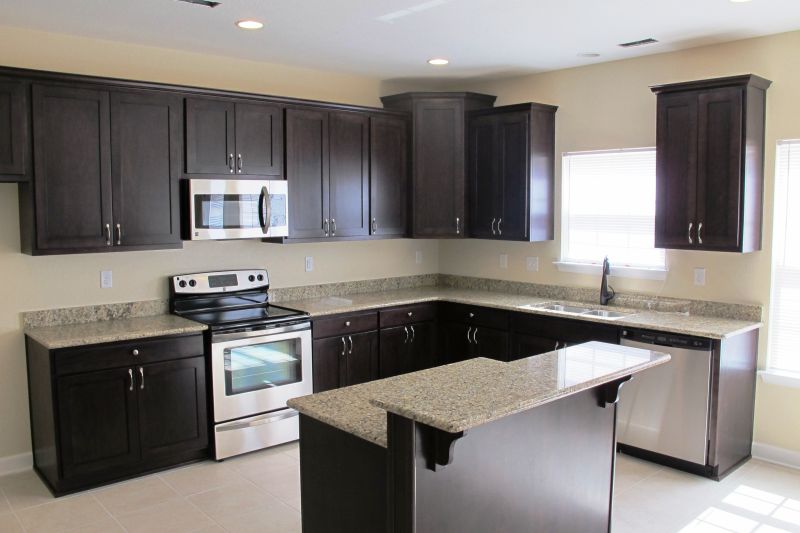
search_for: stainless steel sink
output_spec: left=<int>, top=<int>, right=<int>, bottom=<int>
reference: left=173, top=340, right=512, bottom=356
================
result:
left=521, top=302, right=634, bottom=320
left=538, top=303, right=592, bottom=314
left=581, top=309, right=632, bottom=320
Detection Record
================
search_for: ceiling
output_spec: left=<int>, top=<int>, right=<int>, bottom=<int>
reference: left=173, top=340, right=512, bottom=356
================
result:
left=2, top=0, right=800, bottom=82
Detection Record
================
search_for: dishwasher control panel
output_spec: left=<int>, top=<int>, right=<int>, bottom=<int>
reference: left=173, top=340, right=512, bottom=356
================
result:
left=621, top=329, right=712, bottom=350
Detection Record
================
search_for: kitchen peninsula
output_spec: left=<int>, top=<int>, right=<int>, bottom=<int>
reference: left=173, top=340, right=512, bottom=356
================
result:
left=288, top=341, right=670, bottom=533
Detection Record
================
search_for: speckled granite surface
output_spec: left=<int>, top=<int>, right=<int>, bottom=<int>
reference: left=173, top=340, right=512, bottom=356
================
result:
left=25, top=315, right=207, bottom=350
left=288, top=342, right=670, bottom=445
left=269, top=274, right=439, bottom=303
left=281, top=286, right=761, bottom=339
left=23, top=299, right=169, bottom=328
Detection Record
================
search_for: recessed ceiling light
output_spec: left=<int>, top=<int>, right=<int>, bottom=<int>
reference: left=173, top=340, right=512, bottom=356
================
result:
left=578, top=52, right=600, bottom=58
left=236, top=19, right=264, bottom=30
left=428, top=58, right=449, bottom=66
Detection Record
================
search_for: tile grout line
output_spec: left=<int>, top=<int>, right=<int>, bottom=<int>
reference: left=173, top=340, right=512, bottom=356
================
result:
left=91, top=494, right=128, bottom=532
left=0, top=486, right=28, bottom=532
left=183, top=492, right=234, bottom=533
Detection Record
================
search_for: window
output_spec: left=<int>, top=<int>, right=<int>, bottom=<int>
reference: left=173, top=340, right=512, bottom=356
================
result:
left=767, top=140, right=800, bottom=376
left=560, top=148, right=665, bottom=273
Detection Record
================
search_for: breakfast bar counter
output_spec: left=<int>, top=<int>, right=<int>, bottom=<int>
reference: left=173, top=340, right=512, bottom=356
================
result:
left=288, top=341, right=670, bottom=533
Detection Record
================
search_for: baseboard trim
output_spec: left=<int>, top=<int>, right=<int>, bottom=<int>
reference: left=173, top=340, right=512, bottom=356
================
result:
left=0, top=452, right=32, bottom=476
left=752, top=442, right=800, bottom=470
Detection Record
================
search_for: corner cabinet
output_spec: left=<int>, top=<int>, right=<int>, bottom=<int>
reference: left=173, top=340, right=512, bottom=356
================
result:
left=20, top=84, right=183, bottom=255
left=0, top=78, right=30, bottom=181
left=26, top=333, right=208, bottom=495
left=652, top=74, right=771, bottom=253
left=467, top=103, right=557, bottom=242
left=381, top=92, right=496, bottom=238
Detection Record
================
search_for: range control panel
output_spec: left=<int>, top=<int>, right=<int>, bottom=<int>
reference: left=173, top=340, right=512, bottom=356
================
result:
left=171, top=269, right=269, bottom=294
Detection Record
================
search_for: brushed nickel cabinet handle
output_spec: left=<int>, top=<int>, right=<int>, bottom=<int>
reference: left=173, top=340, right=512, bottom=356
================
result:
left=472, top=327, right=478, bottom=344
left=105, top=223, right=111, bottom=246
left=323, top=218, right=329, bottom=236
left=348, top=335, right=353, bottom=355
left=491, top=218, right=496, bottom=235
left=372, top=218, right=377, bottom=234
left=410, top=325, right=415, bottom=344
left=139, top=367, right=144, bottom=390
left=466, top=326, right=473, bottom=344
left=229, top=153, right=234, bottom=173
left=456, top=217, right=461, bottom=235
left=331, top=218, right=336, bottom=236
left=115, top=223, right=122, bottom=246
left=698, top=222, right=703, bottom=245
left=128, top=368, right=134, bottom=391
left=237, top=153, right=243, bottom=173
left=688, top=222, right=694, bottom=245
left=341, top=337, right=346, bottom=357
left=404, top=326, right=410, bottom=344
left=497, top=218, right=502, bottom=235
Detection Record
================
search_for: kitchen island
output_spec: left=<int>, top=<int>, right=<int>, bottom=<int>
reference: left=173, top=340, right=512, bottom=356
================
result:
left=288, top=341, right=670, bottom=533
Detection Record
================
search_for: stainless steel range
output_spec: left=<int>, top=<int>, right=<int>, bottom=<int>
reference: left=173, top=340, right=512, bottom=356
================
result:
left=170, top=269, right=312, bottom=460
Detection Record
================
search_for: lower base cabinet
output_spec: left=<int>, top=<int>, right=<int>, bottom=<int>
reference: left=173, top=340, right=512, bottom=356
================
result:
left=26, top=333, right=208, bottom=495
left=312, top=330, right=379, bottom=392
left=379, top=321, right=435, bottom=378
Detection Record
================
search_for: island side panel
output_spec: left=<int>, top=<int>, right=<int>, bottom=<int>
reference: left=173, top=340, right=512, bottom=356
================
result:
left=390, top=388, right=617, bottom=533
left=298, top=415, right=388, bottom=533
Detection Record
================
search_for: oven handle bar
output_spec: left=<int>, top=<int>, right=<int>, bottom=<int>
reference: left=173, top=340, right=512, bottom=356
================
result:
left=216, top=409, right=300, bottom=432
left=211, top=321, right=311, bottom=343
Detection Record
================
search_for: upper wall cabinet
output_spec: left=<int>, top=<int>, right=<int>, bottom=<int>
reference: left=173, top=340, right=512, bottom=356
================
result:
left=652, top=74, right=771, bottom=253
left=0, top=78, right=30, bottom=181
left=467, top=103, right=557, bottom=242
left=20, top=84, right=182, bottom=255
left=369, top=114, right=410, bottom=237
left=382, top=92, right=496, bottom=238
left=185, top=97, right=283, bottom=178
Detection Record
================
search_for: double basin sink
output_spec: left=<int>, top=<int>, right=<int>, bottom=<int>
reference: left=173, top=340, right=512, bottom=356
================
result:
left=521, top=303, right=634, bottom=320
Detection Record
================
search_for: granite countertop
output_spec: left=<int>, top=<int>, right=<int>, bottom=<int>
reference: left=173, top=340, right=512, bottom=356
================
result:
left=289, top=341, right=670, bottom=446
left=25, top=315, right=208, bottom=349
left=280, top=286, right=761, bottom=339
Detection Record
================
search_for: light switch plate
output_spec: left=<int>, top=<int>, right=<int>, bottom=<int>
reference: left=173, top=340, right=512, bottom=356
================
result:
left=415, top=251, right=423, bottom=265
left=499, top=254, right=509, bottom=269
left=100, top=270, right=113, bottom=289
left=526, top=257, right=539, bottom=272
left=694, top=268, right=706, bottom=286
left=305, top=257, right=314, bottom=272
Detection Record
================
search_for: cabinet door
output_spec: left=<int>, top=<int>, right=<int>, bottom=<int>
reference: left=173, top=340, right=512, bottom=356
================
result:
left=185, top=98, right=235, bottom=175
left=110, top=90, right=182, bottom=247
left=497, top=111, right=530, bottom=241
left=312, top=336, right=344, bottom=392
left=57, top=367, right=139, bottom=479
left=329, top=111, right=369, bottom=237
left=408, top=321, right=436, bottom=371
left=32, top=85, right=112, bottom=251
left=441, top=321, right=473, bottom=365
left=379, top=326, right=410, bottom=379
left=472, top=326, right=509, bottom=362
left=234, top=102, right=283, bottom=177
left=370, top=115, right=408, bottom=236
left=0, top=79, right=28, bottom=178
left=696, top=87, right=744, bottom=250
left=412, top=98, right=466, bottom=237
left=655, top=91, right=698, bottom=249
left=137, top=357, right=208, bottom=461
left=509, top=332, right=559, bottom=360
left=344, top=331, right=379, bottom=386
left=287, top=108, right=329, bottom=239
left=468, top=114, right=499, bottom=239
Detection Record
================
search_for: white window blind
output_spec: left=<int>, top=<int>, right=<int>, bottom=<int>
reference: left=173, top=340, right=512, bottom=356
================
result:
left=561, top=148, right=665, bottom=269
left=768, top=140, right=800, bottom=375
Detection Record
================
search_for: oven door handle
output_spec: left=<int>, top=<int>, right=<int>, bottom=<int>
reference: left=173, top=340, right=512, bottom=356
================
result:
left=211, top=322, right=311, bottom=343
left=216, top=409, right=300, bottom=432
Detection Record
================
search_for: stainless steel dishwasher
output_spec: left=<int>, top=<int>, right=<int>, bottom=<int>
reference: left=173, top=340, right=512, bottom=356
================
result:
left=617, top=328, right=713, bottom=467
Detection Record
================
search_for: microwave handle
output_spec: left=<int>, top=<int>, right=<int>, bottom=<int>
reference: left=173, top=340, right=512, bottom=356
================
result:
left=258, top=186, right=271, bottom=235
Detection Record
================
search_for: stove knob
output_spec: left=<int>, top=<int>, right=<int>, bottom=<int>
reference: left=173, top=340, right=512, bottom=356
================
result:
left=257, top=274, right=264, bottom=282
left=178, top=280, right=187, bottom=288
left=248, top=275, right=256, bottom=282
left=188, top=279, right=197, bottom=287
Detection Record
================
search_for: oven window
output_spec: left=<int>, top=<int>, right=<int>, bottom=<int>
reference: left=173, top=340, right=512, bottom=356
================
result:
left=224, top=339, right=302, bottom=395
left=195, top=194, right=262, bottom=229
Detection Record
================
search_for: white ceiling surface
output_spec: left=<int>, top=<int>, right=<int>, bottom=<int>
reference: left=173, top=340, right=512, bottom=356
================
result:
left=2, top=0, right=800, bottom=81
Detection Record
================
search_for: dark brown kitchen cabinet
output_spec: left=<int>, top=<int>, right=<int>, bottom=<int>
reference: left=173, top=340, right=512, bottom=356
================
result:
left=185, top=97, right=283, bottom=177
left=381, top=92, right=496, bottom=238
left=0, top=78, right=30, bottom=181
left=286, top=107, right=369, bottom=239
left=22, top=84, right=182, bottom=255
left=468, top=103, right=557, bottom=242
left=26, top=333, right=208, bottom=495
left=652, top=75, right=771, bottom=253
left=312, top=331, right=379, bottom=392
left=311, top=336, right=343, bottom=393
left=370, top=114, right=409, bottom=236
left=441, top=321, right=509, bottom=363
left=379, top=321, right=435, bottom=378
left=508, top=313, right=619, bottom=359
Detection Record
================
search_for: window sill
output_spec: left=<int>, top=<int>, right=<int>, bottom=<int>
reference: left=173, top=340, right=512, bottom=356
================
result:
left=553, top=261, right=668, bottom=281
left=759, top=370, right=800, bottom=389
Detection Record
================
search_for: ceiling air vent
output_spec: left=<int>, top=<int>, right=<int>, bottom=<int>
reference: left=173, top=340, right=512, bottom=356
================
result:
left=175, top=0, right=221, bottom=7
left=618, top=38, right=659, bottom=48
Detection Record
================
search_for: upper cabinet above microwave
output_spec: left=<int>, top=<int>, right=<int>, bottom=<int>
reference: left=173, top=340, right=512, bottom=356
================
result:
left=652, top=74, right=771, bottom=253
left=185, top=97, right=284, bottom=178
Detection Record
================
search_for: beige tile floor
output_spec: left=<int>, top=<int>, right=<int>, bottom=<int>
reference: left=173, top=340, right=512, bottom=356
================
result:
left=0, top=444, right=798, bottom=533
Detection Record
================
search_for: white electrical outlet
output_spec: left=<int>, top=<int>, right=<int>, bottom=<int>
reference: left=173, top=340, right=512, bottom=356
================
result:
left=526, top=257, right=539, bottom=272
left=694, top=268, right=706, bottom=286
left=100, top=270, right=113, bottom=289
left=305, top=256, right=314, bottom=272
left=499, top=254, right=509, bottom=269
left=415, top=250, right=423, bottom=265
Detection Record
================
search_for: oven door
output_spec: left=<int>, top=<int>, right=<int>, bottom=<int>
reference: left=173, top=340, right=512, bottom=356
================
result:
left=210, top=323, right=312, bottom=423
left=189, top=179, right=288, bottom=240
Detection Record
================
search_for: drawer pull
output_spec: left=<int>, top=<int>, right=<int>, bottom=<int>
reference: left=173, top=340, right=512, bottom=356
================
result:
left=407, top=311, right=413, bottom=317
left=469, top=312, right=475, bottom=318
left=131, top=349, right=139, bottom=356
left=345, top=321, right=351, bottom=327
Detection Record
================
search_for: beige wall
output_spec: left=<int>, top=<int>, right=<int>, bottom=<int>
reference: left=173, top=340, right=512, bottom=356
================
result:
left=0, top=27, right=439, bottom=460
left=440, top=31, right=800, bottom=454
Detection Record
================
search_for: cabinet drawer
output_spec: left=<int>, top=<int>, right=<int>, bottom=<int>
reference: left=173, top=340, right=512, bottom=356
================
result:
left=313, top=312, right=378, bottom=339
left=441, top=302, right=508, bottom=329
left=54, top=334, right=204, bottom=376
left=510, top=313, right=618, bottom=345
left=379, top=303, right=437, bottom=328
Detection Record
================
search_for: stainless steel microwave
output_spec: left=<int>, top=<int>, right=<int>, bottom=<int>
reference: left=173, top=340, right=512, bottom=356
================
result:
left=186, top=179, right=288, bottom=240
